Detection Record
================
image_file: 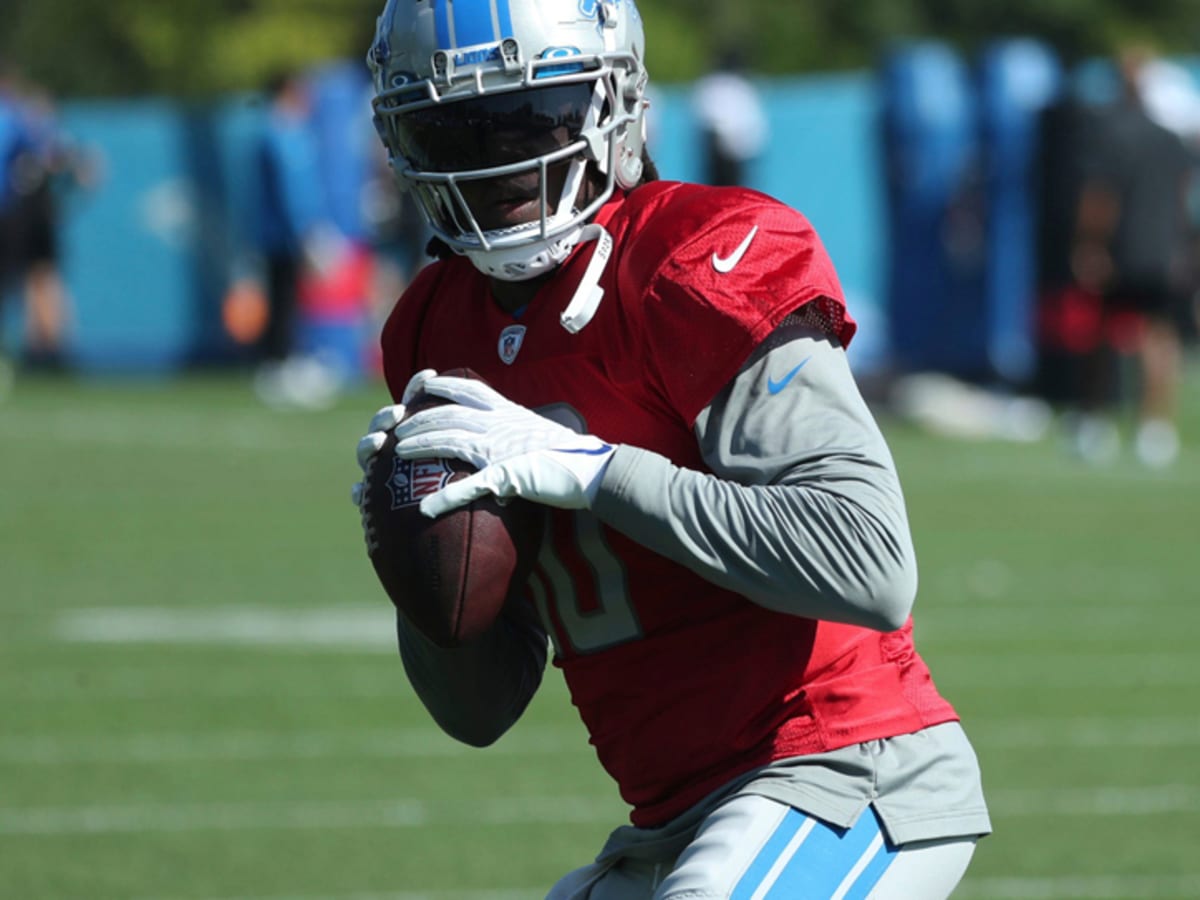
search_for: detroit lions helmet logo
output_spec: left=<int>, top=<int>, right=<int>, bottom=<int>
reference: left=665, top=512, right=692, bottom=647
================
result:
left=578, top=0, right=621, bottom=19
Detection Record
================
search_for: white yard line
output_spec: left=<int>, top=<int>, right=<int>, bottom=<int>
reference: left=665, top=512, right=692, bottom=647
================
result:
left=53, top=606, right=396, bottom=650
left=0, top=796, right=617, bottom=836
left=0, top=800, right=429, bottom=835
left=185, top=892, right=537, bottom=900
left=929, top=651, right=1200, bottom=688
left=988, top=784, right=1200, bottom=817
left=918, top=606, right=1196, bottom=639
left=955, top=874, right=1200, bottom=898
left=30, top=609, right=1199, bottom=685
left=0, top=408, right=292, bottom=453
left=0, top=724, right=587, bottom=765
left=0, top=672, right=404, bottom=702
left=906, top=452, right=1200, bottom=487
left=4, top=651, right=1196, bottom=701
left=1, top=716, right=1196, bottom=767
left=0, top=785, right=1192, bottom=837
left=970, top=716, right=1200, bottom=748
left=163, top=879, right=1200, bottom=900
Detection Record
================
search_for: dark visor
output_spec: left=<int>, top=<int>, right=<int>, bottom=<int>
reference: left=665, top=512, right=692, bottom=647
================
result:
left=391, top=82, right=594, bottom=173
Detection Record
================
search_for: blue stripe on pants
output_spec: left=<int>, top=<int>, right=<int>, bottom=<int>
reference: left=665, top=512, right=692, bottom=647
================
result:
left=733, top=807, right=898, bottom=899
left=840, top=822, right=898, bottom=900
left=730, top=810, right=811, bottom=900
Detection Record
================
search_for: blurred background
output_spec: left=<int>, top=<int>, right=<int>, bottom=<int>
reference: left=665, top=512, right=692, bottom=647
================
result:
left=1, top=0, right=1199, bottom=413
left=2, top=1, right=1199, bottom=898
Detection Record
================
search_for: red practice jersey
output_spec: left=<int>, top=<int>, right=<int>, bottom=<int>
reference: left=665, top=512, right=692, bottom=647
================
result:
left=380, top=181, right=958, bottom=826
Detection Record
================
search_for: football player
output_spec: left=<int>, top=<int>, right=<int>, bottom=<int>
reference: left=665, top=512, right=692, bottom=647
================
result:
left=354, top=1, right=991, bottom=896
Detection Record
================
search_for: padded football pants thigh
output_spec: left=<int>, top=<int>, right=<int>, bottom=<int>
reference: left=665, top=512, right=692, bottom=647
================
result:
left=654, top=795, right=975, bottom=899
left=861, top=836, right=976, bottom=899
left=547, top=796, right=977, bottom=899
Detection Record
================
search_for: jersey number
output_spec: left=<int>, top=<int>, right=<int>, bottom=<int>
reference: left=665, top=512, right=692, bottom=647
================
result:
left=529, top=511, right=642, bottom=655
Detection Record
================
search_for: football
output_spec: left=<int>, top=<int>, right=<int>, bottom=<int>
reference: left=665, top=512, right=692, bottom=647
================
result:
left=360, top=369, right=545, bottom=648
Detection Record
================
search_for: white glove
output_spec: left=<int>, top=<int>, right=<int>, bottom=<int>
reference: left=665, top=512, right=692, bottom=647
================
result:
left=392, top=373, right=615, bottom=518
left=350, top=368, right=437, bottom=508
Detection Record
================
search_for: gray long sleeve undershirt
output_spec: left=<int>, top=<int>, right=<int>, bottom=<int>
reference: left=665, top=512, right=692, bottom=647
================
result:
left=593, top=323, right=916, bottom=632
left=396, top=323, right=918, bottom=744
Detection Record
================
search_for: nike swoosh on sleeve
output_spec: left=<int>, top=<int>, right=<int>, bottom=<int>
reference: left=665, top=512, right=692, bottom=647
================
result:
left=712, top=225, right=760, bottom=273
left=767, top=358, right=812, bottom=395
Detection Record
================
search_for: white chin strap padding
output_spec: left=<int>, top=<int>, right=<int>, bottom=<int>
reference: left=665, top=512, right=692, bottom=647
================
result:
left=465, top=229, right=581, bottom=282
left=560, top=224, right=613, bottom=334
left=463, top=154, right=591, bottom=282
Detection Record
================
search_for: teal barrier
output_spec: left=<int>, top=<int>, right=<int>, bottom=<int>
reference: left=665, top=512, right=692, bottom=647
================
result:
left=37, top=72, right=889, bottom=377
left=23, top=50, right=1139, bottom=381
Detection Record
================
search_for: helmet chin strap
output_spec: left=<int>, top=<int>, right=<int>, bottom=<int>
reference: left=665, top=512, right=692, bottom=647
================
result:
left=462, top=150, right=615, bottom=333
left=464, top=219, right=613, bottom=334
left=559, top=223, right=612, bottom=334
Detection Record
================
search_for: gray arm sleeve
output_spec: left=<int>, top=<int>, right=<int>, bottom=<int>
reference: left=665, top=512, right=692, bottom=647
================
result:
left=592, top=323, right=917, bottom=631
left=395, top=599, right=548, bottom=747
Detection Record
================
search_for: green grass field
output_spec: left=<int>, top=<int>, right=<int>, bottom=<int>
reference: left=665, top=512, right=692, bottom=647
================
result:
left=2, top=366, right=1198, bottom=899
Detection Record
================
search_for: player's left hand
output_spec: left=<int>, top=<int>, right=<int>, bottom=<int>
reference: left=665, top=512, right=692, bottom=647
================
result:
left=350, top=368, right=437, bottom=509
left=392, top=372, right=615, bottom=517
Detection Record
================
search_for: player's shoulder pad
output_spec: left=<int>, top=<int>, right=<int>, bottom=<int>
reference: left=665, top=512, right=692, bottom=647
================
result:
left=614, top=181, right=817, bottom=292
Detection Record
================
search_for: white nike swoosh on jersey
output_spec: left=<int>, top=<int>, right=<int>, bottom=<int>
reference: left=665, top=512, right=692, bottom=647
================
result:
left=712, top=225, right=760, bottom=273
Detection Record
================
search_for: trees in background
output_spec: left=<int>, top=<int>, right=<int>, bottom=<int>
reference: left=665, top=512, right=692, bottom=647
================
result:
left=1, top=0, right=379, bottom=97
left=2, top=0, right=1199, bottom=98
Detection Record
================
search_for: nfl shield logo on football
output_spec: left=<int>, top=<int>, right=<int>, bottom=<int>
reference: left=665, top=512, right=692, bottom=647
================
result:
left=498, top=325, right=527, bottom=365
left=388, top=457, right=453, bottom=510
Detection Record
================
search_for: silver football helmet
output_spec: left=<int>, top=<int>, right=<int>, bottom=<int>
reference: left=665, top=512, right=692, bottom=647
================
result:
left=367, top=0, right=649, bottom=282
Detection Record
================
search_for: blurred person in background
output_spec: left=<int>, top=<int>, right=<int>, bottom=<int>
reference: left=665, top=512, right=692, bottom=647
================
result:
left=249, top=68, right=348, bottom=409
left=691, top=44, right=769, bottom=188
left=1033, top=67, right=1117, bottom=458
left=362, top=130, right=429, bottom=291
left=1065, top=48, right=1195, bottom=467
left=353, top=0, right=990, bottom=897
left=360, top=133, right=430, bottom=375
left=1138, top=54, right=1200, bottom=348
left=0, top=58, right=30, bottom=394
left=3, top=75, right=97, bottom=374
left=1034, top=48, right=1195, bottom=467
left=2, top=59, right=96, bottom=386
